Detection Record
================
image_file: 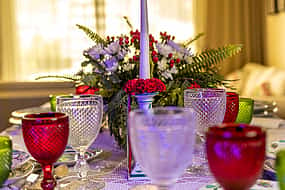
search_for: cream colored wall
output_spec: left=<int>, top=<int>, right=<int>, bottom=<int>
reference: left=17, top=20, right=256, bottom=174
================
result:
left=266, top=12, right=285, bottom=68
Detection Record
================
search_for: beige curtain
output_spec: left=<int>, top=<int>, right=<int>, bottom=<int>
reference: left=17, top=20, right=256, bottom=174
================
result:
left=0, top=0, right=17, bottom=81
left=202, top=0, right=267, bottom=75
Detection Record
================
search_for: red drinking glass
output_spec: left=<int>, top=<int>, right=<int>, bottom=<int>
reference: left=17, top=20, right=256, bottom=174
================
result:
left=206, top=124, right=265, bottom=190
left=22, top=112, right=69, bottom=190
left=223, top=92, right=239, bottom=123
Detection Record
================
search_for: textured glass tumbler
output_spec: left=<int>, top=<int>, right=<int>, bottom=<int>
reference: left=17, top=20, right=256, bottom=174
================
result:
left=184, top=88, right=226, bottom=175
left=223, top=92, right=239, bottom=123
left=56, top=95, right=104, bottom=190
left=129, top=107, right=196, bottom=190
left=276, top=150, right=285, bottom=190
left=0, top=136, right=12, bottom=187
left=22, top=113, right=69, bottom=190
left=235, top=98, right=254, bottom=124
left=206, top=124, right=265, bottom=190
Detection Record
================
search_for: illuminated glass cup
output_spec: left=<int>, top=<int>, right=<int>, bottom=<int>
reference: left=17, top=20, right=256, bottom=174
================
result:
left=235, top=98, right=254, bottom=124
left=276, top=150, right=285, bottom=190
left=0, top=136, right=12, bottom=187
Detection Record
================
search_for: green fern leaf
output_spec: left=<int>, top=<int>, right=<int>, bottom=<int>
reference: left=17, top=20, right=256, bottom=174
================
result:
left=76, top=24, right=107, bottom=45
left=183, top=44, right=242, bottom=75
left=183, top=32, right=205, bottom=47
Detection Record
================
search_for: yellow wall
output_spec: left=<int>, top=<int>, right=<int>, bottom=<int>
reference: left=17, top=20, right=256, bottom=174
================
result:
left=266, top=12, right=285, bottom=68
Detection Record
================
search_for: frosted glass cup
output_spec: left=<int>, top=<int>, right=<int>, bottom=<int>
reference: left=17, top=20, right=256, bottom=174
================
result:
left=129, top=107, right=196, bottom=190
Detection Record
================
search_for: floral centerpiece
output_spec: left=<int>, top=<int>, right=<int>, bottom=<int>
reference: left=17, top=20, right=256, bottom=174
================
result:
left=37, top=23, right=242, bottom=149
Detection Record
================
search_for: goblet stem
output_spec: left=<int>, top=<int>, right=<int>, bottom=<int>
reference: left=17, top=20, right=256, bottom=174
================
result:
left=157, top=185, right=173, bottom=190
left=74, top=148, right=89, bottom=179
left=41, top=164, right=56, bottom=190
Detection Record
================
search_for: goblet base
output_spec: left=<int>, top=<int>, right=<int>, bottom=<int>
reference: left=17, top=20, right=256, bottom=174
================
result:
left=59, top=176, right=105, bottom=190
left=130, top=184, right=173, bottom=190
left=187, top=144, right=211, bottom=177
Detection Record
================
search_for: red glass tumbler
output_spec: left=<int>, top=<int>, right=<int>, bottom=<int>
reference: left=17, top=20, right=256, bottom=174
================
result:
left=22, top=113, right=69, bottom=190
left=206, top=124, right=265, bottom=190
left=223, top=92, right=239, bottom=123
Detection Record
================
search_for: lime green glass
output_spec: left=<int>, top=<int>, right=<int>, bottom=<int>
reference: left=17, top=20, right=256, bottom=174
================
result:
left=49, top=94, right=71, bottom=112
left=0, top=136, right=12, bottom=186
left=235, top=97, right=254, bottom=124
left=276, top=150, right=285, bottom=190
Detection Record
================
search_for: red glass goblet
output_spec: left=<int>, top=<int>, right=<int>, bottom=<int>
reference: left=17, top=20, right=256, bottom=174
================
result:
left=223, top=92, right=239, bottom=123
left=206, top=124, right=265, bottom=190
left=22, top=112, right=69, bottom=190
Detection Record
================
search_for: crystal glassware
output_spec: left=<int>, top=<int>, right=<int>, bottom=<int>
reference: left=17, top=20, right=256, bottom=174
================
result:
left=184, top=88, right=226, bottom=174
left=22, top=112, right=69, bottom=190
left=0, top=136, right=12, bottom=187
left=223, top=92, right=239, bottom=123
left=235, top=97, right=254, bottom=124
left=276, top=150, right=285, bottom=190
left=56, top=95, right=104, bottom=189
left=206, top=124, right=265, bottom=190
left=129, top=107, right=196, bottom=189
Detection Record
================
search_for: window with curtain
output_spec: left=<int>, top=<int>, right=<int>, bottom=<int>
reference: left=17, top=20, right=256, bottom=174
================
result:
left=0, top=0, right=195, bottom=82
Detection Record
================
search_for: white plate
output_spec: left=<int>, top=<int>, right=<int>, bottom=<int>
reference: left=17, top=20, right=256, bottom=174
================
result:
left=199, top=179, right=278, bottom=190
left=4, top=160, right=34, bottom=186
left=267, top=140, right=285, bottom=159
left=12, top=150, right=30, bottom=169
left=55, top=146, right=103, bottom=166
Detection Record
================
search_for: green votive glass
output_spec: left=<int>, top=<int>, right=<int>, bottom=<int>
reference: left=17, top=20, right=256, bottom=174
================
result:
left=0, top=136, right=12, bottom=187
left=276, top=150, right=285, bottom=190
left=49, top=94, right=71, bottom=112
left=235, top=97, right=254, bottom=124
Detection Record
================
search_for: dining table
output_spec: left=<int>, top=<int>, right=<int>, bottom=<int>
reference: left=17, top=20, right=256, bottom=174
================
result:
left=1, top=106, right=285, bottom=189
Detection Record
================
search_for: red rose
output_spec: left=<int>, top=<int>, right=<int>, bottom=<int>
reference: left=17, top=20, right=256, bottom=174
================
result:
left=76, top=85, right=99, bottom=95
left=187, top=81, right=201, bottom=89
left=146, top=79, right=157, bottom=93
left=135, top=79, right=146, bottom=94
left=123, top=79, right=137, bottom=95
left=123, top=78, right=166, bottom=95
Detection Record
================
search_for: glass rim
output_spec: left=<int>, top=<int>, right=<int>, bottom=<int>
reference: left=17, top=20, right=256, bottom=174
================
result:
left=226, top=91, right=239, bottom=97
left=56, top=94, right=102, bottom=100
left=206, top=123, right=265, bottom=139
left=56, top=94, right=102, bottom=101
left=22, top=112, right=68, bottom=121
left=184, top=88, right=226, bottom=99
left=184, top=88, right=226, bottom=93
left=0, top=135, right=13, bottom=150
left=239, top=97, right=254, bottom=103
left=129, top=106, right=195, bottom=119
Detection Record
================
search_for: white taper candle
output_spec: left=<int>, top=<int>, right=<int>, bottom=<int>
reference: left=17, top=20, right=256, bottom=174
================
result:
left=139, top=0, right=150, bottom=79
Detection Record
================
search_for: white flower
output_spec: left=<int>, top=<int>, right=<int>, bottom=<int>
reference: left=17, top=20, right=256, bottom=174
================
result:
left=185, top=56, right=193, bottom=64
left=86, top=44, right=105, bottom=60
left=169, top=65, right=178, bottom=74
left=157, top=57, right=168, bottom=71
left=161, top=71, right=173, bottom=80
left=122, top=63, right=134, bottom=71
left=105, top=57, right=118, bottom=72
left=160, top=66, right=178, bottom=80
left=156, top=42, right=174, bottom=57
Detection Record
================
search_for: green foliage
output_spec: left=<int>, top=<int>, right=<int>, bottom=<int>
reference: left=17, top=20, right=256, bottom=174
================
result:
left=76, top=24, right=107, bottom=45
